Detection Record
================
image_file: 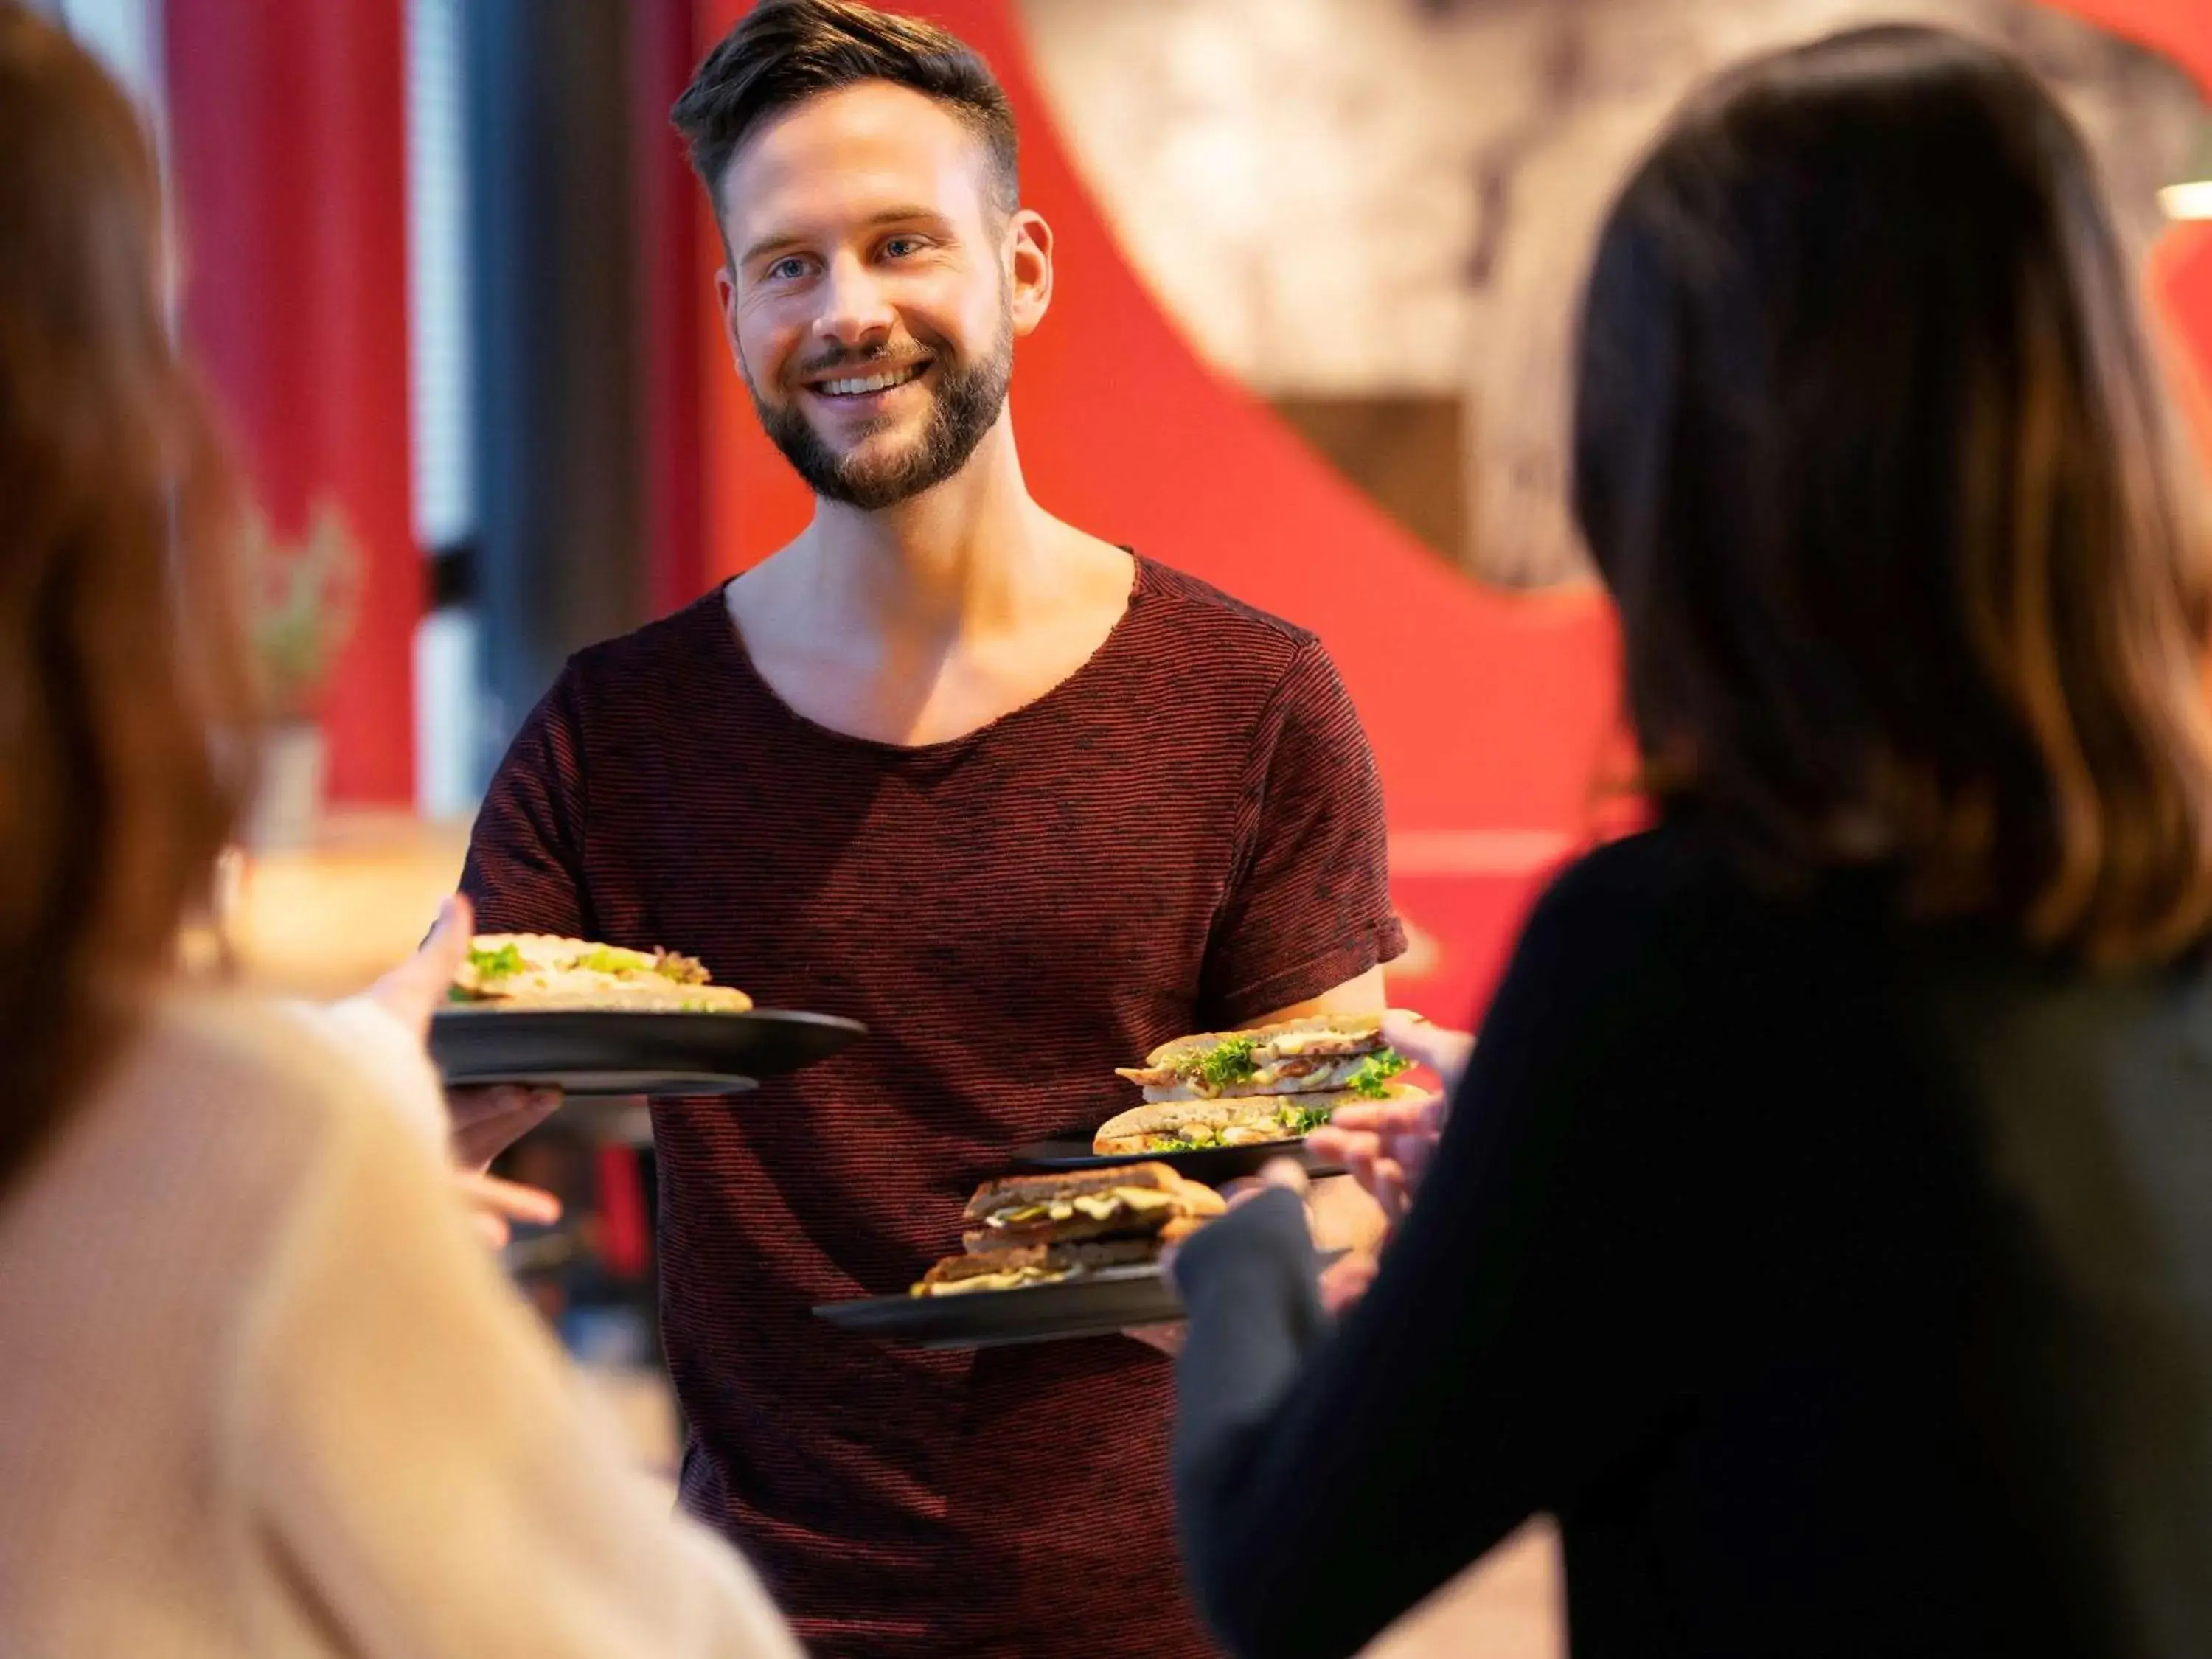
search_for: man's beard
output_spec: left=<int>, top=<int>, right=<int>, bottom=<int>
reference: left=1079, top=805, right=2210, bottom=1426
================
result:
left=746, top=304, right=1014, bottom=512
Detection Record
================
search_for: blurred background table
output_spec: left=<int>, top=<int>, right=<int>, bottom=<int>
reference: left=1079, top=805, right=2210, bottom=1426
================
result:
left=226, top=810, right=473, bottom=1000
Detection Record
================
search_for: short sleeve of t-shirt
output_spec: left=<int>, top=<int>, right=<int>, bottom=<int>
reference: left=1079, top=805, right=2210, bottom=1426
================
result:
left=460, top=671, right=591, bottom=940
left=1199, top=640, right=1405, bottom=1024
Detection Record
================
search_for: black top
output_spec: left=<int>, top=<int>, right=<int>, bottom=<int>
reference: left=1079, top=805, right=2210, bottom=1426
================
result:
left=1171, top=819, right=2212, bottom=1659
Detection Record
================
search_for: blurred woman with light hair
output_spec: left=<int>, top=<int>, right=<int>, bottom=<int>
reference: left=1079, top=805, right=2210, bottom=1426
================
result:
left=0, top=7, right=799, bottom=1652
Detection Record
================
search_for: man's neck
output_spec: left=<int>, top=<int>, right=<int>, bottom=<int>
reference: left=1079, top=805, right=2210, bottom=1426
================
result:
left=726, top=414, right=1136, bottom=745
left=800, top=417, right=1053, bottom=639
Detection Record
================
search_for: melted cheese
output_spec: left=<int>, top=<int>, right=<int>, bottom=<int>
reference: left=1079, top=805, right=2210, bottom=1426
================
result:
left=913, top=1265, right=1063, bottom=1297
left=983, top=1186, right=1179, bottom=1228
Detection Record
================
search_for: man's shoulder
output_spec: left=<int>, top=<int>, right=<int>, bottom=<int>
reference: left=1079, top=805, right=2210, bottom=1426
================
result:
left=562, top=588, right=728, bottom=689
left=1107, top=559, right=1366, bottom=752
left=1133, top=558, right=1321, bottom=667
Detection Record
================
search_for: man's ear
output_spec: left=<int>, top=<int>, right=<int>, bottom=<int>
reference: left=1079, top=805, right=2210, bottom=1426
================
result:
left=1006, top=208, right=1054, bottom=338
left=714, top=264, right=748, bottom=382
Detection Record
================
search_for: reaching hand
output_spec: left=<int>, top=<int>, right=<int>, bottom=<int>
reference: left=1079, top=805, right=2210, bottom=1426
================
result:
left=1382, top=1009, right=1472, bottom=1093
left=366, top=891, right=565, bottom=1242
left=1318, top=1250, right=1378, bottom=1315
left=456, top=1169, right=563, bottom=1249
left=363, top=892, right=473, bottom=1042
left=1230, top=1161, right=1380, bottom=1311
left=1133, top=1158, right=1312, bottom=1356
left=1307, top=1011, right=1468, bottom=1225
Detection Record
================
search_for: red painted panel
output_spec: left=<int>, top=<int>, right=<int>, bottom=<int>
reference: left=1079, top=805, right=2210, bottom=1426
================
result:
left=639, top=0, right=712, bottom=618
left=164, top=0, right=417, bottom=804
left=2154, top=223, right=2212, bottom=455
left=2037, top=0, right=2211, bottom=90
left=2039, top=1, right=2212, bottom=459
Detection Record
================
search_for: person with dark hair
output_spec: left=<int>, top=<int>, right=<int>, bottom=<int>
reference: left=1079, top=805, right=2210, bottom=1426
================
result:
left=1169, top=24, right=2212, bottom=1659
left=451, top=1, right=1401, bottom=1652
left=0, top=5, right=804, bottom=1653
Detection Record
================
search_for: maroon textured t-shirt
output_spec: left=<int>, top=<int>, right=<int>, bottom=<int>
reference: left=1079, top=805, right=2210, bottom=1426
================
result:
left=461, top=556, right=1402, bottom=1657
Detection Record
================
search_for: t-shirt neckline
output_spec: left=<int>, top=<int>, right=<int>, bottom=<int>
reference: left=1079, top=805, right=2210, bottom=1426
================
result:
left=708, top=549, right=1152, bottom=759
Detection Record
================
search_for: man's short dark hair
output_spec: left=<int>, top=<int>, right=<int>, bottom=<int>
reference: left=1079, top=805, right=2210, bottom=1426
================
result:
left=672, top=0, right=1019, bottom=222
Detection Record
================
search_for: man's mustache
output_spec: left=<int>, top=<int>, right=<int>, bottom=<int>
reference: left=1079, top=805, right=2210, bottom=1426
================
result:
left=790, top=345, right=936, bottom=382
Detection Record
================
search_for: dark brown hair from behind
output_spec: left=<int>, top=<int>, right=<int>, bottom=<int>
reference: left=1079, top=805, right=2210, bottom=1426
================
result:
left=1572, top=24, right=2212, bottom=964
left=0, top=2, right=257, bottom=1194
left=672, top=0, right=1018, bottom=234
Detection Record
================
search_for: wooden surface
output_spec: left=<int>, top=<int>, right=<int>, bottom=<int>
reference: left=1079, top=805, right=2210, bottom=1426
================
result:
left=1365, top=1525, right=1562, bottom=1658
left=225, top=812, right=473, bottom=997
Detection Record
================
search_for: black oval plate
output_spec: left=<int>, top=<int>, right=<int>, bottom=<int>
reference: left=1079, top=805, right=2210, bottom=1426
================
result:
left=429, top=1007, right=865, bottom=1098
left=1014, top=1137, right=1345, bottom=1186
left=815, top=1264, right=1180, bottom=1351
left=815, top=1249, right=1348, bottom=1351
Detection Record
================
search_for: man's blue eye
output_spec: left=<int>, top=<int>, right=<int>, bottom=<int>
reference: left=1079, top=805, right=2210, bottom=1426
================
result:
left=883, top=237, right=922, bottom=258
left=768, top=257, right=808, bottom=280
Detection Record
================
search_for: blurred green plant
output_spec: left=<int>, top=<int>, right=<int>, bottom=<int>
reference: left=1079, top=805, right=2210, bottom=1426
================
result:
left=243, top=501, right=361, bottom=724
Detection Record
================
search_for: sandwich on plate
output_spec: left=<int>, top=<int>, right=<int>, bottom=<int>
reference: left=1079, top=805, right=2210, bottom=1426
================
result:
left=911, top=1163, right=1225, bottom=1297
left=448, top=933, right=753, bottom=1012
left=1093, top=1080, right=1431, bottom=1156
left=1096, top=1012, right=1421, bottom=1153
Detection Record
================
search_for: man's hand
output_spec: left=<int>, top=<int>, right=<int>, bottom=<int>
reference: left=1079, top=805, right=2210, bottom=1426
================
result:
left=1135, top=1158, right=1316, bottom=1354
left=447, top=1085, right=565, bottom=1173
left=1307, top=1011, right=1469, bottom=1226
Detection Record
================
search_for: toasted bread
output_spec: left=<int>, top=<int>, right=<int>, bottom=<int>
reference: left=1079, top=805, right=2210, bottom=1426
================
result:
left=1119, top=1052, right=1377, bottom=1102
left=451, top=933, right=753, bottom=1012
left=958, top=1161, right=1198, bottom=1222
left=1133, top=1012, right=1388, bottom=1071
left=1116, top=1012, right=1416, bottom=1101
left=916, top=1237, right=1158, bottom=1290
left=911, top=1219, right=1214, bottom=1296
left=959, top=1164, right=1223, bottom=1253
left=1093, top=1082, right=1430, bottom=1155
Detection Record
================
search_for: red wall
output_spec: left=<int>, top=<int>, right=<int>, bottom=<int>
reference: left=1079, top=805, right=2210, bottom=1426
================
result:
left=686, top=0, right=2208, bottom=1018
left=2041, top=1, right=2212, bottom=457
left=165, top=0, right=417, bottom=805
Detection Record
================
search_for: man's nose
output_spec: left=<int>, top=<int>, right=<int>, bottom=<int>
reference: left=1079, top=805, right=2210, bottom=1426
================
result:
left=811, top=253, right=895, bottom=352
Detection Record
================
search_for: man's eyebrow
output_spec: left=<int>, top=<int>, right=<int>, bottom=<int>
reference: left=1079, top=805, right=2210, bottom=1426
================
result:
left=737, top=230, right=804, bottom=268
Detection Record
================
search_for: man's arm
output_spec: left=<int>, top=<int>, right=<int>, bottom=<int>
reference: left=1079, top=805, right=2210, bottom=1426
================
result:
left=1202, top=641, right=1403, bottom=1026
left=442, top=672, right=597, bottom=1167
left=1245, top=965, right=1389, bottom=1026
left=459, top=669, right=593, bottom=940
left=1200, top=642, right=1401, bottom=1268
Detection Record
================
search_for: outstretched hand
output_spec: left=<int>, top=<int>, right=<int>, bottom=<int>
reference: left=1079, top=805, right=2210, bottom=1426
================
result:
left=366, top=892, right=564, bottom=1244
left=1307, top=1011, right=1468, bottom=1225
left=363, top=892, right=473, bottom=1041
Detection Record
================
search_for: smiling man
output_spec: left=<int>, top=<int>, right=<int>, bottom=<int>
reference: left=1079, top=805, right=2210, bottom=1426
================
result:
left=456, top=2, right=1401, bottom=1652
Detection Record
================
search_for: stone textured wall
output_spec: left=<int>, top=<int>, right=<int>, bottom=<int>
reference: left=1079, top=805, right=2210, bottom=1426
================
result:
left=1018, top=0, right=2204, bottom=585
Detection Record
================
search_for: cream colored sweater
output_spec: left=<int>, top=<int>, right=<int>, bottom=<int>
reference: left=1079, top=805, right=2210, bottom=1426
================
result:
left=0, top=990, right=802, bottom=1658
